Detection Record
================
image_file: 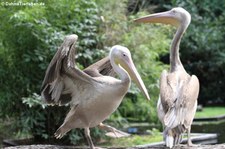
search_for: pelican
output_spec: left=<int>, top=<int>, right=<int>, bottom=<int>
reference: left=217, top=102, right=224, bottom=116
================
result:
left=134, top=7, right=199, bottom=148
left=41, top=34, right=150, bottom=149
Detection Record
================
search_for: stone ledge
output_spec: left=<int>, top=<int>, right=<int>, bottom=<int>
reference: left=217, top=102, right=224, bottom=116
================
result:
left=3, top=144, right=225, bottom=149
left=3, top=133, right=219, bottom=149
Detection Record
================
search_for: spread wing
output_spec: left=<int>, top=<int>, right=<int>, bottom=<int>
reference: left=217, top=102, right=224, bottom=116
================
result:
left=41, top=34, right=115, bottom=105
left=41, top=34, right=91, bottom=105
left=84, top=56, right=115, bottom=77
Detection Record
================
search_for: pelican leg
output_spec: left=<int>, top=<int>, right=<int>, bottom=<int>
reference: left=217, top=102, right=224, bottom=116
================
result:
left=84, top=127, right=94, bottom=149
left=98, top=123, right=130, bottom=138
left=187, top=127, right=196, bottom=146
left=174, top=134, right=180, bottom=145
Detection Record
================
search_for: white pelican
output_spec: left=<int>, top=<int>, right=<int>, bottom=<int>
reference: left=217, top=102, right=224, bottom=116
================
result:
left=41, top=34, right=150, bottom=148
left=134, top=7, right=199, bottom=148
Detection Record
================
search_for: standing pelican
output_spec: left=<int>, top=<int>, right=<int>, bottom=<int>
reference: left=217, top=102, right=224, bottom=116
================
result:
left=41, top=34, right=150, bottom=149
left=134, top=7, right=199, bottom=148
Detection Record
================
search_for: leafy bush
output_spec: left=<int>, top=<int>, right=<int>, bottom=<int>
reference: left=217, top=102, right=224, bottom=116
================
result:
left=0, top=0, right=105, bottom=144
left=20, top=93, right=101, bottom=144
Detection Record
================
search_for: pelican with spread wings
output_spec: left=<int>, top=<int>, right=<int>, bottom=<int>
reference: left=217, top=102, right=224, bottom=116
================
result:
left=41, top=34, right=150, bottom=148
left=134, top=7, right=199, bottom=148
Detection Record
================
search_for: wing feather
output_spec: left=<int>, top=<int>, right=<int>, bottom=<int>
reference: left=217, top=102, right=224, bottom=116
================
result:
left=41, top=34, right=115, bottom=105
left=160, top=70, right=181, bottom=129
left=83, top=56, right=115, bottom=77
left=41, top=34, right=93, bottom=105
left=178, top=75, right=199, bottom=128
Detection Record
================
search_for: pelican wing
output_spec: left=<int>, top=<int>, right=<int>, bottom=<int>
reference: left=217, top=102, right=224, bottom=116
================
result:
left=177, top=75, right=199, bottom=128
left=160, top=70, right=177, bottom=112
left=84, top=56, right=115, bottom=77
left=161, top=71, right=199, bottom=130
left=41, top=34, right=94, bottom=105
left=159, top=70, right=179, bottom=128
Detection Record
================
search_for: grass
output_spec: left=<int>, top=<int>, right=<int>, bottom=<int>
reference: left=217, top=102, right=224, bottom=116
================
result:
left=195, top=107, right=225, bottom=118
left=98, top=133, right=163, bottom=147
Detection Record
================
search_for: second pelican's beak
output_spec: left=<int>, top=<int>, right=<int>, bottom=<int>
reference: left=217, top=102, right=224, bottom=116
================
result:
left=134, top=10, right=180, bottom=27
left=119, top=57, right=150, bottom=100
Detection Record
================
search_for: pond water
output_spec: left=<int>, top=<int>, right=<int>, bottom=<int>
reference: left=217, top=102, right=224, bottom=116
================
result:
left=192, top=120, right=225, bottom=144
left=126, top=120, right=225, bottom=144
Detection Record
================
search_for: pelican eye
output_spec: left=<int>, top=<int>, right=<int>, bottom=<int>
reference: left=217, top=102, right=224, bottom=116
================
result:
left=122, top=53, right=126, bottom=57
left=171, top=10, right=176, bottom=14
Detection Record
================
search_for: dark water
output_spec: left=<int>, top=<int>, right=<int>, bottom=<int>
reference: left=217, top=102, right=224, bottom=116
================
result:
left=192, top=120, right=225, bottom=143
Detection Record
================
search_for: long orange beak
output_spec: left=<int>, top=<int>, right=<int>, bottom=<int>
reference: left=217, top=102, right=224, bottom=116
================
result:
left=134, top=10, right=180, bottom=27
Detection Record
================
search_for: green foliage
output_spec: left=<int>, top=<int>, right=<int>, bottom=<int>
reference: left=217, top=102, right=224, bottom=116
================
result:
left=195, top=107, right=225, bottom=118
left=20, top=94, right=49, bottom=139
left=0, top=0, right=104, bottom=117
left=20, top=94, right=92, bottom=144
left=98, top=129, right=162, bottom=147
left=0, top=0, right=105, bottom=144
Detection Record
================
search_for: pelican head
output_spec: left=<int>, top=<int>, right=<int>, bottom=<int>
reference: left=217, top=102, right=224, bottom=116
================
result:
left=110, top=45, right=150, bottom=100
left=134, top=7, right=191, bottom=28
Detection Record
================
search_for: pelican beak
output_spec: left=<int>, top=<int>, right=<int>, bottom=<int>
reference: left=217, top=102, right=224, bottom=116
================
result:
left=134, top=10, right=180, bottom=27
left=119, top=58, right=150, bottom=100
